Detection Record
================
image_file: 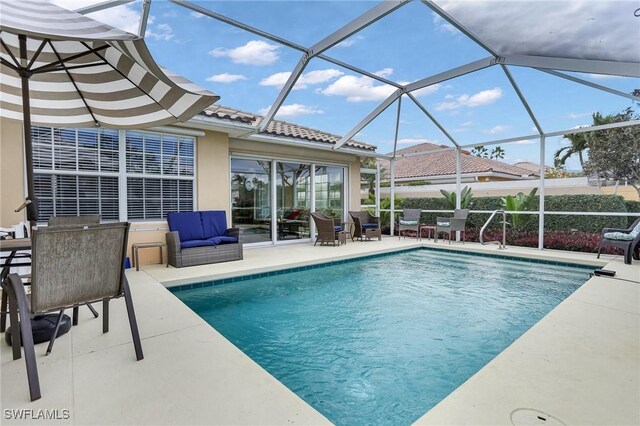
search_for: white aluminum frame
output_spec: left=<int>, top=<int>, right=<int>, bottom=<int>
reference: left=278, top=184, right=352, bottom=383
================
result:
left=78, top=0, right=640, bottom=250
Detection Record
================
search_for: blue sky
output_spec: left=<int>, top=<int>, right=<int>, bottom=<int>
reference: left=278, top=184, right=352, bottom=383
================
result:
left=60, top=0, right=639, bottom=170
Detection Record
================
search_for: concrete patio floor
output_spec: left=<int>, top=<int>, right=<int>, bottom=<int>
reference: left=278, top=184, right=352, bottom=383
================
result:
left=1, top=237, right=638, bottom=425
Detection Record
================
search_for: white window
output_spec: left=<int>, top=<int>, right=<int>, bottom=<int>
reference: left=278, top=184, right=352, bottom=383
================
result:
left=31, top=126, right=196, bottom=222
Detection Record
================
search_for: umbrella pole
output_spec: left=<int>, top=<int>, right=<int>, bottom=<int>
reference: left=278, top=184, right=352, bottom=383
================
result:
left=18, top=35, right=38, bottom=227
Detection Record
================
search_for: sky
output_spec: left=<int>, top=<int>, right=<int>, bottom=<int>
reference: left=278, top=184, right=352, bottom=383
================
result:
left=55, top=0, right=640, bottom=171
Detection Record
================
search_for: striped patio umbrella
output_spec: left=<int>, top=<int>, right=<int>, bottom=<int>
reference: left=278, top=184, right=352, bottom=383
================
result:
left=0, top=0, right=219, bottom=222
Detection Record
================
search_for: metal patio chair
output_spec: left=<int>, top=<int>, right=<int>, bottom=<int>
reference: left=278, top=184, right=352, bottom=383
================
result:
left=435, top=209, right=469, bottom=243
left=4, top=222, right=143, bottom=401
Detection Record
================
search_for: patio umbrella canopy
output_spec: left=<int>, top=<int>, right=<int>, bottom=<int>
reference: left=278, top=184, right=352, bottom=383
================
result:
left=0, top=0, right=219, bottom=222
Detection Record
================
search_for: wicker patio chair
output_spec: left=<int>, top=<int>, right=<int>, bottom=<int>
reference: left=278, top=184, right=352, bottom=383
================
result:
left=349, top=211, right=381, bottom=241
left=597, top=217, right=640, bottom=264
left=4, top=222, right=143, bottom=401
left=310, top=211, right=343, bottom=246
left=435, top=209, right=469, bottom=243
left=398, top=209, right=422, bottom=239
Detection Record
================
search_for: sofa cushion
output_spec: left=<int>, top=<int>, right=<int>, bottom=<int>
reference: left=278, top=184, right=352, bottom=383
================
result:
left=603, top=232, right=635, bottom=241
left=180, top=239, right=214, bottom=249
left=201, top=211, right=228, bottom=238
left=362, top=223, right=379, bottom=230
left=400, top=220, right=418, bottom=226
left=167, top=212, right=205, bottom=242
left=207, top=236, right=239, bottom=246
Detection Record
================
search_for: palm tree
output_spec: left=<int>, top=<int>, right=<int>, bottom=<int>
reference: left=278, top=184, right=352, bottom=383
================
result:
left=555, top=112, right=614, bottom=168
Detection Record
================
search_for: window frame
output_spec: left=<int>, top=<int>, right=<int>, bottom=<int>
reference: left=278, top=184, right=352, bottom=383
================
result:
left=31, top=126, right=197, bottom=223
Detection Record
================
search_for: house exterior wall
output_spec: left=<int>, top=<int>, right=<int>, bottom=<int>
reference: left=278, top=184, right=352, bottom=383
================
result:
left=0, top=117, right=363, bottom=267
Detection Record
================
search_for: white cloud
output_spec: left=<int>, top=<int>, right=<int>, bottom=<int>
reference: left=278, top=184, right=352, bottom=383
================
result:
left=484, top=124, right=510, bottom=135
left=210, top=40, right=280, bottom=66
left=206, top=73, right=247, bottom=83
left=410, top=84, right=441, bottom=97
left=258, top=103, right=324, bottom=118
left=511, top=140, right=536, bottom=145
left=260, top=69, right=343, bottom=90
left=435, top=87, right=503, bottom=110
left=335, top=35, right=364, bottom=48
left=567, top=112, right=591, bottom=119
left=432, top=13, right=459, bottom=34
left=585, top=73, right=624, bottom=80
left=319, top=68, right=403, bottom=102
left=146, top=23, right=174, bottom=41
left=190, top=11, right=205, bottom=19
left=53, top=0, right=141, bottom=34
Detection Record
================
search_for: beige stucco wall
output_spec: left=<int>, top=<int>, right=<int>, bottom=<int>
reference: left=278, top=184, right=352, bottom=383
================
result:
left=0, top=118, right=26, bottom=228
left=0, top=118, right=364, bottom=267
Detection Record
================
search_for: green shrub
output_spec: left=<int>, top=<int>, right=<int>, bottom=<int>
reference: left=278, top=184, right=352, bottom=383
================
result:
left=625, top=200, right=640, bottom=227
left=402, top=194, right=629, bottom=233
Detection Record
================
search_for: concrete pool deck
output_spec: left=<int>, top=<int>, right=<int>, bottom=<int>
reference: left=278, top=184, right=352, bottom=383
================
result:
left=1, top=238, right=638, bottom=425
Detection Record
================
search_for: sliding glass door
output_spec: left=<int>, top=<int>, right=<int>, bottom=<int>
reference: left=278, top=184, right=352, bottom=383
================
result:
left=276, top=162, right=311, bottom=241
left=231, top=157, right=346, bottom=245
left=231, top=159, right=271, bottom=244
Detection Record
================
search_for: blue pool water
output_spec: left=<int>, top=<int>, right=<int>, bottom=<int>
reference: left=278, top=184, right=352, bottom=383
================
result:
left=174, top=249, right=592, bottom=425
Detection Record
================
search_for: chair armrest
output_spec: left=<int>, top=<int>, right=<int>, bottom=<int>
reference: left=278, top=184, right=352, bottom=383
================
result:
left=165, top=231, right=181, bottom=254
left=226, top=227, right=240, bottom=239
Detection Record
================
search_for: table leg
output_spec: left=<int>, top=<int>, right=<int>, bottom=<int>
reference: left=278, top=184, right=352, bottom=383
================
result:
left=135, top=248, right=140, bottom=272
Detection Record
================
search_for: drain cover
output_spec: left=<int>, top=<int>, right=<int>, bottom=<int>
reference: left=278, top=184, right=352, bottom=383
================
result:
left=511, top=408, right=566, bottom=426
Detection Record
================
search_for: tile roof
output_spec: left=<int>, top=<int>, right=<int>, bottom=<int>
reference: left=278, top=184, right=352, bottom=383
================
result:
left=382, top=142, right=537, bottom=179
left=199, top=105, right=376, bottom=152
left=513, top=161, right=551, bottom=173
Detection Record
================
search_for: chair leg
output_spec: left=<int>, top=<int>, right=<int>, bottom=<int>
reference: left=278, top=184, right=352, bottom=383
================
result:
left=8, top=274, right=41, bottom=401
left=624, top=247, right=632, bottom=265
left=122, top=278, right=144, bottom=361
left=45, top=310, right=65, bottom=356
left=86, top=303, right=99, bottom=318
left=5, top=282, right=22, bottom=361
left=72, top=306, right=79, bottom=326
left=1, top=288, right=7, bottom=332
left=102, top=299, right=109, bottom=333
left=596, top=243, right=603, bottom=259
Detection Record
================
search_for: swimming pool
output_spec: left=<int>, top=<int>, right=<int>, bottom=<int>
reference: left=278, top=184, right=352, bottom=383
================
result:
left=174, top=249, right=593, bottom=425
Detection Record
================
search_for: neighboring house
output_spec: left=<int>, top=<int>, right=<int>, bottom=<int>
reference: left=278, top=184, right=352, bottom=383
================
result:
left=513, top=161, right=551, bottom=174
left=380, top=142, right=537, bottom=185
left=0, top=105, right=375, bottom=261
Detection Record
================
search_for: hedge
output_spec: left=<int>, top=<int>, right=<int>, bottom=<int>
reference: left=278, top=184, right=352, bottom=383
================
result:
left=626, top=200, right=640, bottom=227
left=401, top=194, right=630, bottom=233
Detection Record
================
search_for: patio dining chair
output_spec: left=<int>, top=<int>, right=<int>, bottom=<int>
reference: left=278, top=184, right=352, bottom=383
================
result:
left=310, top=211, right=343, bottom=246
left=48, top=215, right=101, bottom=324
left=4, top=222, right=143, bottom=401
left=398, top=209, right=422, bottom=239
left=597, top=217, right=640, bottom=264
left=435, top=209, right=469, bottom=243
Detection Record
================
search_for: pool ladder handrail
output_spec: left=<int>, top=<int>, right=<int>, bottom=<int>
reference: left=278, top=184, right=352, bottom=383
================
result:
left=480, top=210, right=506, bottom=249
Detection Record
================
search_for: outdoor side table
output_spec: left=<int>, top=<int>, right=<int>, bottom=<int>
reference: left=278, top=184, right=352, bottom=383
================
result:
left=419, top=225, right=436, bottom=241
left=337, top=230, right=348, bottom=245
left=343, top=221, right=356, bottom=242
left=132, top=242, right=167, bottom=271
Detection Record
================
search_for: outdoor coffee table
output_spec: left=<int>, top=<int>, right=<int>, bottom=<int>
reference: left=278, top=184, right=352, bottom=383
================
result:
left=132, top=242, right=167, bottom=271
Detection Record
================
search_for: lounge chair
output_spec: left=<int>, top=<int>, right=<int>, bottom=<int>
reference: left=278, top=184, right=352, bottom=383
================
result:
left=435, top=209, right=469, bottom=244
left=4, top=222, right=143, bottom=401
left=398, top=209, right=422, bottom=239
left=597, top=217, right=640, bottom=264
left=310, top=211, right=344, bottom=246
left=349, top=211, right=381, bottom=241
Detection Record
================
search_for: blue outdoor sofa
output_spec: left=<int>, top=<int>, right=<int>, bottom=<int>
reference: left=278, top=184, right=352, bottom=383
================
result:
left=166, top=211, right=243, bottom=268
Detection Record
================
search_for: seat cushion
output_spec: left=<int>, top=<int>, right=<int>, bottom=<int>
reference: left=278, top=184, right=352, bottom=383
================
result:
left=362, top=223, right=378, bottom=230
left=603, top=232, right=635, bottom=241
left=400, top=220, right=418, bottom=226
left=334, top=225, right=343, bottom=232
left=180, top=239, right=214, bottom=249
left=201, top=211, right=228, bottom=238
left=207, top=236, right=239, bottom=246
left=167, top=212, right=205, bottom=242
left=437, top=221, right=450, bottom=227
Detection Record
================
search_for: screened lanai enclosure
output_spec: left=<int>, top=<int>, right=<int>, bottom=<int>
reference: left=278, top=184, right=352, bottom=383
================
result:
left=12, top=0, right=640, bottom=249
